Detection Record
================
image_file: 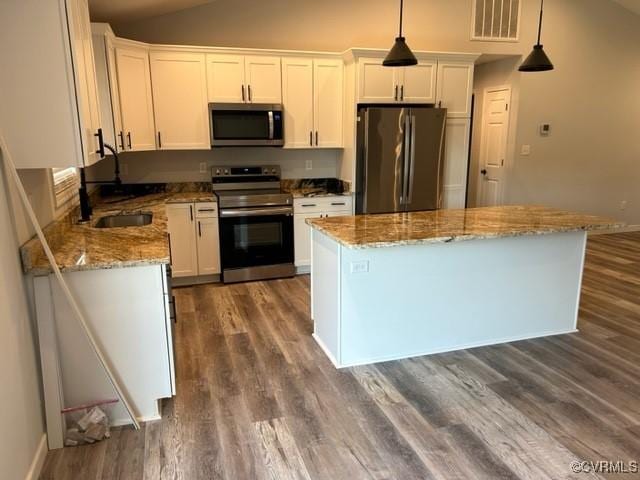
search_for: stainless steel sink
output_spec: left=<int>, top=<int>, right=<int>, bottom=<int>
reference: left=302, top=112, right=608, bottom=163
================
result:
left=94, top=212, right=153, bottom=228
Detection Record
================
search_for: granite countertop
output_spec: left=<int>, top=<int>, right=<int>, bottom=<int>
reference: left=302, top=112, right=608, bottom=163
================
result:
left=306, top=205, right=624, bottom=249
left=281, top=178, right=351, bottom=198
left=21, top=190, right=215, bottom=275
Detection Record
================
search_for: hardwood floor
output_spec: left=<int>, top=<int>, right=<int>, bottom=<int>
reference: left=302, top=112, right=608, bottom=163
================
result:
left=40, top=232, right=640, bottom=479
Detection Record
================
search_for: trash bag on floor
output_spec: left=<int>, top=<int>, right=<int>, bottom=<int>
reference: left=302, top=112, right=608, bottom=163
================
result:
left=64, top=407, right=111, bottom=446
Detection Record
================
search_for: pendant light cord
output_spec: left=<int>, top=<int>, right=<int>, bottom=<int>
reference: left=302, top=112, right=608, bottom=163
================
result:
left=398, top=0, right=404, bottom=37
left=537, top=0, right=544, bottom=45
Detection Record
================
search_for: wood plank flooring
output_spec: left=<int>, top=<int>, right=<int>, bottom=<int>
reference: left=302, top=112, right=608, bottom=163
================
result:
left=40, top=232, right=640, bottom=479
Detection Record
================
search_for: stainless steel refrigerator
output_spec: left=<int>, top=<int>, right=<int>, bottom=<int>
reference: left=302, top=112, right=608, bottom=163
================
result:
left=355, top=105, right=447, bottom=214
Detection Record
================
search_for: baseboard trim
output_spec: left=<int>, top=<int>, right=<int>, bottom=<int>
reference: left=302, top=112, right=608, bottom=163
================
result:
left=589, top=225, right=640, bottom=235
left=25, top=434, right=47, bottom=480
left=171, top=274, right=219, bottom=287
left=111, top=414, right=162, bottom=428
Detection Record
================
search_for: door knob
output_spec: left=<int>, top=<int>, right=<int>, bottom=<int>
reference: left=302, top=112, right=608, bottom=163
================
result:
left=481, top=169, right=487, bottom=175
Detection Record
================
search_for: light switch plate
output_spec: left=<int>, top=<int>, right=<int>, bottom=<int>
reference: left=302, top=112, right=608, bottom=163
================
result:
left=350, top=260, right=369, bottom=274
left=199, top=162, right=207, bottom=173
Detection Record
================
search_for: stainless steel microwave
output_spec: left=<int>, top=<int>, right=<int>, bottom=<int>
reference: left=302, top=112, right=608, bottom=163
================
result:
left=209, top=103, right=284, bottom=147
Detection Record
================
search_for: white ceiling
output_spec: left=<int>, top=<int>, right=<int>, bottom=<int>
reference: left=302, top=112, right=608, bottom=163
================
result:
left=611, top=0, right=640, bottom=16
left=88, top=0, right=216, bottom=23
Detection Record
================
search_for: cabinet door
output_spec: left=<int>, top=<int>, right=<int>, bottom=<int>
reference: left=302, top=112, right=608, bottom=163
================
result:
left=166, top=203, right=198, bottom=277
left=150, top=51, right=209, bottom=150
left=105, top=37, right=125, bottom=152
left=358, top=58, right=398, bottom=103
left=115, top=46, right=156, bottom=151
left=294, top=212, right=322, bottom=267
left=244, top=56, right=282, bottom=103
left=282, top=57, right=314, bottom=148
left=206, top=54, right=245, bottom=103
left=442, top=118, right=471, bottom=209
left=400, top=60, right=437, bottom=103
left=313, top=59, right=343, bottom=148
left=67, top=0, right=102, bottom=166
left=436, top=62, right=474, bottom=118
left=196, top=217, right=221, bottom=275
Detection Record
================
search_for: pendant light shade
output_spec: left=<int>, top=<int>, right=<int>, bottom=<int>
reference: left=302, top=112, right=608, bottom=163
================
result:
left=519, top=0, right=554, bottom=72
left=383, top=0, right=417, bottom=67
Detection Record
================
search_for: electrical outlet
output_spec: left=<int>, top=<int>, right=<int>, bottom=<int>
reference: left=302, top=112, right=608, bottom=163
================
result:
left=620, top=200, right=628, bottom=211
left=520, top=144, right=531, bottom=156
left=350, top=260, right=369, bottom=274
left=305, top=160, right=313, bottom=170
left=199, top=162, right=207, bottom=174
left=121, top=163, right=129, bottom=175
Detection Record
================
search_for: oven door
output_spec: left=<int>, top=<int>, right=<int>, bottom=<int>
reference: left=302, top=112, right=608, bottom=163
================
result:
left=210, top=103, right=284, bottom=147
left=219, top=206, right=294, bottom=280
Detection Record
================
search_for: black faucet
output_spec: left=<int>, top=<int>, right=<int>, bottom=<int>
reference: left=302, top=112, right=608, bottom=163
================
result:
left=78, top=143, right=122, bottom=222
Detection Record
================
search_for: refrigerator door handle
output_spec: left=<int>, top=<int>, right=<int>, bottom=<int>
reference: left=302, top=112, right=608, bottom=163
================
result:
left=402, top=114, right=411, bottom=206
left=407, top=115, right=417, bottom=204
left=362, top=110, right=369, bottom=213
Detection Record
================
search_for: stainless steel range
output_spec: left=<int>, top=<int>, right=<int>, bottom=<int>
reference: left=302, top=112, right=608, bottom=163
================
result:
left=213, top=165, right=294, bottom=283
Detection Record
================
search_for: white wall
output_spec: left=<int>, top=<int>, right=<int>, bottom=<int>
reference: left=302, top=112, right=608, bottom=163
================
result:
left=87, top=148, right=340, bottom=183
left=0, top=161, right=45, bottom=480
left=109, top=0, right=640, bottom=224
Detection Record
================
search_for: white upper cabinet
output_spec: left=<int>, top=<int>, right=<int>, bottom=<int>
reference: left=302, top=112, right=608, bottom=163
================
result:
left=399, top=59, right=437, bottom=103
left=436, top=61, right=474, bottom=118
left=282, top=57, right=343, bottom=148
left=115, top=46, right=156, bottom=151
left=1, top=0, right=107, bottom=168
left=150, top=51, right=209, bottom=150
left=357, top=57, right=436, bottom=104
left=67, top=0, right=103, bottom=167
left=282, top=58, right=314, bottom=148
left=358, top=58, right=397, bottom=103
left=244, top=56, right=282, bottom=103
left=313, top=59, right=343, bottom=147
left=206, top=54, right=245, bottom=102
left=206, top=54, right=281, bottom=103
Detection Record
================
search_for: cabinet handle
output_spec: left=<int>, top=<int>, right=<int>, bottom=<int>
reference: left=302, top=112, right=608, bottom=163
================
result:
left=301, top=204, right=317, bottom=207
left=438, top=100, right=442, bottom=108
left=158, top=131, right=162, bottom=149
left=394, top=85, right=398, bottom=101
left=197, top=208, right=216, bottom=213
left=118, top=131, right=125, bottom=150
left=198, top=221, right=202, bottom=237
left=94, top=128, right=105, bottom=158
left=248, top=84, right=252, bottom=102
left=241, top=85, right=245, bottom=102
left=315, top=131, right=319, bottom=146
left=127, top=132, right=132, bottom=149
left=189, top=205, right=193, bottom=222
left=331, top=202, right=346, bottom=206
left=168, top=233, right=172, bottom=264
left=309, top=131, right=313, bottom=146
left=400, top=85, right=404, bottom=101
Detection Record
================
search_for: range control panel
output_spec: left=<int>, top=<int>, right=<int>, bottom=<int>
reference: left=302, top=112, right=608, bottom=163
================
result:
left=212, top=165, right=280, bottom=178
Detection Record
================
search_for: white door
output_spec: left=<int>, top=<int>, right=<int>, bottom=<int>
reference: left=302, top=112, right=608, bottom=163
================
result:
left=436, top=62, right=474, bottom=118
left=196, top=217, right=221, bottom=275
left=150, top=51, right=209, bottom=150
left=400, top=60, right=437, bottom=103
left=166, top=203, right=198, bottom=277
left=67, top=0, right=102, bottom=166
left=206, top=54, right=245, bottom=103
left=244, top=56, right=282, bottom=103
left=115, top=46, right=156, bottom=151
left=358, top=58, right=398, bottom=103
left=294, top=212, right=322, bottom=267
left=282, top=57, right=314, bottom=148
left=442, top=118, right=471, bottom=209
left=478, top=87, right=511, bottom=207
left=313, top=58, right=343, bottom=147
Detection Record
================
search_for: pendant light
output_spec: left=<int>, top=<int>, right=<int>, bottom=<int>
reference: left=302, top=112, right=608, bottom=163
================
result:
left=519, top=0, right=554, bottom=72
left=383, top=0, right=418, bottom=67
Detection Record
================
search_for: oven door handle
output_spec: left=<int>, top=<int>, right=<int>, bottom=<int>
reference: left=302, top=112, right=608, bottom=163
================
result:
left=268, top=111, right=274, bottom=140
left=220, top=206, right=293, bottom=217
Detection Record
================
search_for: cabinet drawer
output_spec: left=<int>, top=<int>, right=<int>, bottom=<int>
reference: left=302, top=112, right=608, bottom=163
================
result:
left=293, top=196, right=352, bottom=214
left=195, top=202, right=218, bottom=218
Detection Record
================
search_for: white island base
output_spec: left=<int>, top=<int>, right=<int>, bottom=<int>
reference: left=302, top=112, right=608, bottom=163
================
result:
left=311, top=230, right=587, bottom=368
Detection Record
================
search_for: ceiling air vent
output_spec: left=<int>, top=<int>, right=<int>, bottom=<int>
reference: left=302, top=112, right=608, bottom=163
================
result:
left=472, top=0, right=521, bottom=41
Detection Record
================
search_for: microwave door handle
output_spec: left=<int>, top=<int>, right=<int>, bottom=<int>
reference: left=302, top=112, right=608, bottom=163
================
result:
left=268, top=111, right=274, bottom=140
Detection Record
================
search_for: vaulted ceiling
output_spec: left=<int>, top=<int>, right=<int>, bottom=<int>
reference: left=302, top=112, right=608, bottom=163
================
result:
left=88, top=0, right=216, bottom=23
left=611, top=0, right=640, bottom=16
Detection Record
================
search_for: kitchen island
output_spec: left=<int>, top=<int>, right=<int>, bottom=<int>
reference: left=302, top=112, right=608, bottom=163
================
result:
left=307, top=206, right=622, bottom=368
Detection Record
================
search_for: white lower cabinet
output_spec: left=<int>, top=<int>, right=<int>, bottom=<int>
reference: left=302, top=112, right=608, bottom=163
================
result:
left=294, top=196, right=353, bottom=269
left=167, top=201, right=220, bottom=278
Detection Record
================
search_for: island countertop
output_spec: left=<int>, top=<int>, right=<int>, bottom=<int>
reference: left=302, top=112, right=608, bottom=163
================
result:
left=20, top=190, right=215, bottom=275
left=306, top=205, right=624, bottom=249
